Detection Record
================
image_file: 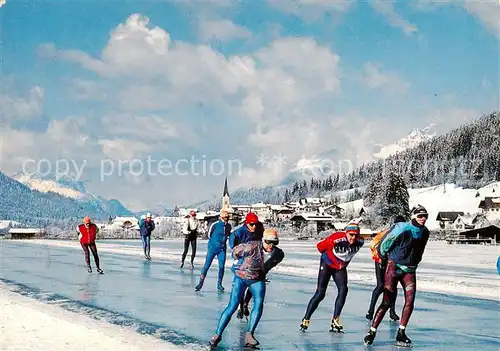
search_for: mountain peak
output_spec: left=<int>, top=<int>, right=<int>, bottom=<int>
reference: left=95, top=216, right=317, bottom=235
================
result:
left=374, top=123, right=436, bottom=159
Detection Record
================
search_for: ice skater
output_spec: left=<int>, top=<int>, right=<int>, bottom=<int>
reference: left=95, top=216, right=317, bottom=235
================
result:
left=181, top=210, right=199, bottom=269
left=364, top=205, right=430, bottom=348
left=228, top=212, right=263, bottom=249
left=365, top=215, right=406, bottom=321
left=208, top=233, right=267, bottom=349
left=299, top=222, right=364, bottom=333
left=139, top=213, right=155, bottom=260
left=195, top=210, right=232, bottom=292
left=77, top=216, right=104, bottom=274
left=237, top=228, right=284, bottom=320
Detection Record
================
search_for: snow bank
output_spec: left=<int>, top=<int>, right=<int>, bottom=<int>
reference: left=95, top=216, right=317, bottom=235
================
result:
left=24, top=239, right=500, bottom=301
left=0, top=285, right=183, bottom=351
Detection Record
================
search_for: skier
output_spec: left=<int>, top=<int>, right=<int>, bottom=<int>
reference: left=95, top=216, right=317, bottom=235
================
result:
left=180, top=210, right=199, bottom=269
left=208, top=231, right=267, bottom=349
left=299, top=222, right=364, bottom=333
left=365, top=215, right=406, bottom=321
left=228, top=212, right=263, bottom=249
left=364, top=205, right=430, bottom=348
left=77, top=216, right=104, bottom=274
left=195, top=210, right=232, bottom=292
left=139, top=213, right=155, bottom=260
left=237, top=228, right=285, bottom=320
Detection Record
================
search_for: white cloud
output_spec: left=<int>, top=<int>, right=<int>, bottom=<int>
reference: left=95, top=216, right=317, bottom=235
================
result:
left=371, top=0, right=418, bottom=35
left=0, top=86, right=44, bottom=125
left=269, top=0, right=354, bottom=21
left=416, top=0, right=500, bottom=38
left=97, top=138, right=152, bottom=160
left=362, top=62, right=411, bottom=93
left=462, top=0, right=500, bottom=38
left=198, top=19, right=252, bottom=42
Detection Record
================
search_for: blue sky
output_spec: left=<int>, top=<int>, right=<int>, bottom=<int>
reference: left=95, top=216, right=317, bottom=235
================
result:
left=1, top=0, right=499, bottom=210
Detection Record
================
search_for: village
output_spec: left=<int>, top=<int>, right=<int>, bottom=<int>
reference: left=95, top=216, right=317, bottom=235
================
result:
left=1, top=179, right=500, bottom=245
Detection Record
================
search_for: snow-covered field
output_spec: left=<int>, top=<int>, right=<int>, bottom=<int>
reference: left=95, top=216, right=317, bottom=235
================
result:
left=25, top=239, right=500, bottom=301
left=0, top=285, right=184, bottom=351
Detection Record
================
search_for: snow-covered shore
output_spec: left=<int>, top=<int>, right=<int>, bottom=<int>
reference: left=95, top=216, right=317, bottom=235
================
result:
left=0, top=285, right=184, bottom=351
left=21, top=239, right=500, bottom=301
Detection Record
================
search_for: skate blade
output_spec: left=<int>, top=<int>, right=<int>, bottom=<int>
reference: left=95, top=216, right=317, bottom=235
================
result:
left=244, top=344, right=260, bottom=350
left=394, top=341, right=412, bottom=348
left=329, top=328, right=344, bottom=334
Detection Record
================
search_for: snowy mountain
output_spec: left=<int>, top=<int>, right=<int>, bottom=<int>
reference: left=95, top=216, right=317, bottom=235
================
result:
left=10, top=172, right=133, bottom=218
left=373, top=124, right=436, bottom=159
left=281, top=148, right=338, bottom=185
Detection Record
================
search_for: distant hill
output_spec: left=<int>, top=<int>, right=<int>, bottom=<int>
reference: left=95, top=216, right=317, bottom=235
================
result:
left=0, top=171, right=134, bottom=226
left=0, top=171, right=108, bottom=226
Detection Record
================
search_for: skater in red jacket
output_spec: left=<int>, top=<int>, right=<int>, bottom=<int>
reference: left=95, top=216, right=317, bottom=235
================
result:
left=77, top=216, right=104, bottom=274
left=299, top=222, right=364, bottom=333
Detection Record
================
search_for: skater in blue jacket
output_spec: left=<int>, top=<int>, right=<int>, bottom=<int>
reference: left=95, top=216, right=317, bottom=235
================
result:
left=195, top=210, right=232, bottom=292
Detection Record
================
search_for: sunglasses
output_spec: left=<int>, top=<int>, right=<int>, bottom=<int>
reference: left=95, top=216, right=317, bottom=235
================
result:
left=416, top=214, right=428, bottom=219
left=264, top=239, right=279, bottom=245
left=248, top=222, right=257, bottom=226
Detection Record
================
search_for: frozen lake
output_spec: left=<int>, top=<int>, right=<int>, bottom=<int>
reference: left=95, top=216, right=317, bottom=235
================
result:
left=1, top=240, right=499, bottom=350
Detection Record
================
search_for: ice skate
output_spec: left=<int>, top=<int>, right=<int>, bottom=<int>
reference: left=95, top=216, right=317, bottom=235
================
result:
left=217, top=283, right=224, bottom=292
left=330, top=316, right=344, bottom=333
left=364, top=328, right=377, bottom=346
left=390, top=310, right=400, bottom=321
left=194, top=278, right=204, bottom=292
left=208, top=334, right=221, bottom=349
left=365, top=311, right=373, bottom=320
left=244, top=332, right=260, bottom=349
left=87, top=266, right=92, bottom=273
left=394, top=328, right=412, bottom=348
left=299, top=318, right=310, bottom=331
left=96, top=268, right=104, bottom=274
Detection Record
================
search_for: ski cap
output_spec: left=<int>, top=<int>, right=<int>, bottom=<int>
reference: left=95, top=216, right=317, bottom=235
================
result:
left=410, top=205, right=428, bottom=219
left=345, top=222, right=360, bottom=235
left=146, top=212, right=152, bottom=218
left=189, top=210, right=196, bottom=216
left=263, top=228, right=279, bottom=242
left=245, top=212, right=258, bottom=224
left=83, top=216, right=91, bottom=224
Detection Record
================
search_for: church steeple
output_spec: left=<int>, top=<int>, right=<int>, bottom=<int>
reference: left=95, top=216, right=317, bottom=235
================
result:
left=223, top=177, right=229, bottom=197
left=222, top=177, right=230, bottom=210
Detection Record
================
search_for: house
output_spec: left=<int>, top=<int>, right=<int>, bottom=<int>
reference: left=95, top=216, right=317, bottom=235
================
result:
left=8, top=228, right=45, bottom=239
left=0, top=220, right=22, bottom=235
left=109, top=216, right=139, bottom=230
left=290, top=213, right=336, bottom=234
left=436, top=211, right=464, bottom=230
left=478, top=197, right=500, bottom=213
left=273, top=206, right=295, bottom=222
left=447, top=225, right=500, bottom=245
left=451, top=213, right=478, bottom=231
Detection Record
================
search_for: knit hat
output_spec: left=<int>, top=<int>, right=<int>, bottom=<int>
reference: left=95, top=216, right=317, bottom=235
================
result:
left=190, top=210, right=196, bottom=216
left=345, top=222, right=360, bottom=235
left=245, top=212, right=258, bottom=224
left=410, top=205, right=428, bottom=219
left=83, top=216, right=91, bottom=224
left=263, top=228, right=279, bottom=242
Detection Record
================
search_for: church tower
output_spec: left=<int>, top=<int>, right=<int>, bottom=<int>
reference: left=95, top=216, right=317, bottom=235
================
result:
left=221, top=177, right=230, bottom=210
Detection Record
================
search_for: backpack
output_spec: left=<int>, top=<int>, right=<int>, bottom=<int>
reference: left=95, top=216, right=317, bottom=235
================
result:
left=370, top=228, right=389, bottom=263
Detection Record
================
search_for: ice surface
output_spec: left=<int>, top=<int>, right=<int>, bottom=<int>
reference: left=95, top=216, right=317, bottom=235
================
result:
left=1, top=240, right=499, bottom=350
